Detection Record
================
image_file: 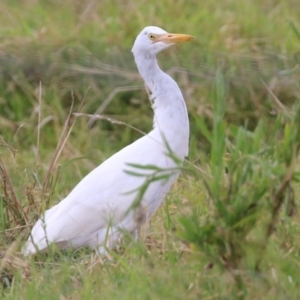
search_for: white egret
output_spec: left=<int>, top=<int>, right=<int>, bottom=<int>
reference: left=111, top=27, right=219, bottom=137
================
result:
left=22, top=26, right=194, bottom=256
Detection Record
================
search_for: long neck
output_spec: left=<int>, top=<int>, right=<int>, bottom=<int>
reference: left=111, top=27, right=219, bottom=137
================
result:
left=134, top=53, right=189, bottom=159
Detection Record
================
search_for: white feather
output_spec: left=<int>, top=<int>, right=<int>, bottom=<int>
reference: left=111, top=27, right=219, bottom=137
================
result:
left=22, top=26, right=192, bottom=255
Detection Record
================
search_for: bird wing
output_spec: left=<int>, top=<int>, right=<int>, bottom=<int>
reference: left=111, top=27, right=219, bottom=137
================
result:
left=27, top=132, right=179, bottom=251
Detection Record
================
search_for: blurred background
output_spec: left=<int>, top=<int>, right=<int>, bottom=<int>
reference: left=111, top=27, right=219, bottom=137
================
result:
left=1, top=0, right=299, bottom=160
left=0, top=0, right=299, bottom=213
left=0, top=0, right=299, bottom=209
left=1, top=1, right=300, bottom=298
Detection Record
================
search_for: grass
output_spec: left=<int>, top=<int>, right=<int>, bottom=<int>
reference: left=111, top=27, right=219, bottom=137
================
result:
left=1, top=0, right=300, bottom=299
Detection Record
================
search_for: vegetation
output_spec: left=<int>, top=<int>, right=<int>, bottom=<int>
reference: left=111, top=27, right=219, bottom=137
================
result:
left=1, top=0, right=300, bottom=299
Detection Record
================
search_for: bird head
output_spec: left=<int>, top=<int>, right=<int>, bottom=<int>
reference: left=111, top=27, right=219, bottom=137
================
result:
left=132, top=26, right=194, bottom=57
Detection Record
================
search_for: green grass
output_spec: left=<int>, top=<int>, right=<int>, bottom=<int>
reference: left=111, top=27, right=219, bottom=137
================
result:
left=1, top=0, right=300, bottom=299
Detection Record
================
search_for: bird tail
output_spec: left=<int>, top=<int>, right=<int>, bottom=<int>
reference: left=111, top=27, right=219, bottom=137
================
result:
left=21, top=218, right=51, bottom=256
left=22, top=204, right=60, bottom=256
left=22, top=239, right=40, bottom=256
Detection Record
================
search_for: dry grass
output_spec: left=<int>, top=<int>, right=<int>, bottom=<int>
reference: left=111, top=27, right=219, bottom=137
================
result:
left=1, top=0, right=300, bottom=299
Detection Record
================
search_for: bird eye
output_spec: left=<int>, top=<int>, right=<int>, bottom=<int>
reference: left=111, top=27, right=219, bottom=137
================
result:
left=148, top=33, right=156, bottom=41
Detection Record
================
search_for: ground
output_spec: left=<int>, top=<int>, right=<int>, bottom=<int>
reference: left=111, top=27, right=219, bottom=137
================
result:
left=1, top=0, right=300, bottom=299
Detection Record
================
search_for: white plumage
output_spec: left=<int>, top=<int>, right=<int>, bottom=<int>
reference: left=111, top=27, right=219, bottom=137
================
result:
left=22, top=26, right=194, bottom=256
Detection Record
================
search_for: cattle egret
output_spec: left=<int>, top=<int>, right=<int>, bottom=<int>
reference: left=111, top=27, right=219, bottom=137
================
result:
left=22, top=26, right=194, bottom=256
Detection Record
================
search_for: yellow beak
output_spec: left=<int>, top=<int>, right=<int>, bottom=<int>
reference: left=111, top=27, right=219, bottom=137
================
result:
left=156, top=33, right=195, bottom=44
